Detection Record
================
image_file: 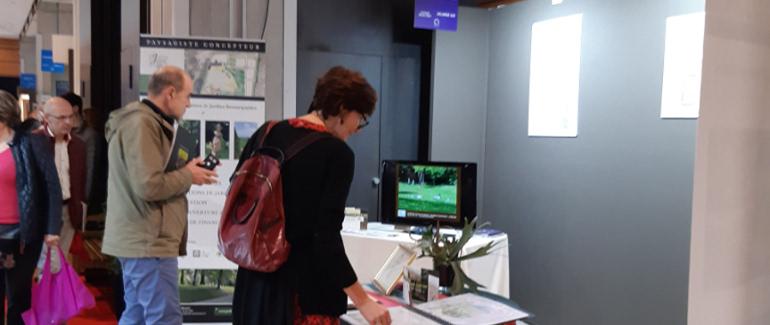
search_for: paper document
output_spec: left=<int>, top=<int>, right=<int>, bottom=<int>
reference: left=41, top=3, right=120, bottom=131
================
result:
left=342, top=216, right=365, bottom=231
left=342, top=306, right=441, bottom=325
left=414, top=293, right=530, bottom=325
left=343, top=293, right=530, bottom=325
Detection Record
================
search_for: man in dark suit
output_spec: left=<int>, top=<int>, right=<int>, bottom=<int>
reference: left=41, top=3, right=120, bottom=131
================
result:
left=33, top=97, right=86, bottom=272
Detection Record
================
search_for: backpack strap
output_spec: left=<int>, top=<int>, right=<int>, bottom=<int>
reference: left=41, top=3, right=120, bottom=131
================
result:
left=229, top=120, right=283, bottom=187
left=257, top=121, right=280, bottom=149
left=283, top=131, right=332, bottom=162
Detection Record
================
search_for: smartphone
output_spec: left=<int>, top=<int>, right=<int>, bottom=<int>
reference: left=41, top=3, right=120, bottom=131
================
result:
left=200, top=153, right=220, bottom=171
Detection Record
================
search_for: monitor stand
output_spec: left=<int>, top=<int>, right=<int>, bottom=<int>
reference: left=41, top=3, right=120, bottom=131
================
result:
left=366, top=223, right=430, bottom=235
left=407, top=225, right=430, bottom=235
left=393, top=224, right=411, bottom=232
left=370, top=223, right=424, bottom=234
left=378, top=224, right=416, bottom=234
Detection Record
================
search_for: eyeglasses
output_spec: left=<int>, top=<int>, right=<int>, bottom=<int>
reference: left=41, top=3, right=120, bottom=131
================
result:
left=358, top=115, right=370, bottom=130
left=47, top=113, right=74, bottom=122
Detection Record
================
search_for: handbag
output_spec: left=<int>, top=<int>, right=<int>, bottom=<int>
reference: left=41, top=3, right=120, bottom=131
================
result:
left=219, top=121, right=330, bottom=272
left=22, top=247, right=96, bottom=325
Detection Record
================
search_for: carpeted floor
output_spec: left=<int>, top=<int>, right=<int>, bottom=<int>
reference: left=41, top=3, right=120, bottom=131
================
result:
left=69, top=280, right=118, bottom=325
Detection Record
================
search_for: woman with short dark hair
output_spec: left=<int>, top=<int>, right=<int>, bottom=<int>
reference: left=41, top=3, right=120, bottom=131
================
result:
left=231, top=67, right=390, bottom=325
left=0, top=90, right=62, bottom=325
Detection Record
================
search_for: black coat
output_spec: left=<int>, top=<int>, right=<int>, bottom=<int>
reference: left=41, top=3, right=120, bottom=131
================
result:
left=7, top=129, right=62, bottom=249
left=232, top=121, right=358, bottom=322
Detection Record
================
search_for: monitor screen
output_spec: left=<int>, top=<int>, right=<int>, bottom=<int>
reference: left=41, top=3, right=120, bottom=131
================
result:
left=381, top=160, right=476, bottom=228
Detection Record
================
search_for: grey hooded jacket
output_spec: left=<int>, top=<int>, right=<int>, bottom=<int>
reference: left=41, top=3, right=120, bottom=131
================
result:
left=102, top=101, right=193, bottom=258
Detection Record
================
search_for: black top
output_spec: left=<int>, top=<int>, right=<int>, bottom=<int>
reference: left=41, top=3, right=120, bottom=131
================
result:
left=233, top=120, right=358, bottom=317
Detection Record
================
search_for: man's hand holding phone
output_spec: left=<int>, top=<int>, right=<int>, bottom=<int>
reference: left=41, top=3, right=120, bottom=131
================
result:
left=187, top=155, right=218, bottom=185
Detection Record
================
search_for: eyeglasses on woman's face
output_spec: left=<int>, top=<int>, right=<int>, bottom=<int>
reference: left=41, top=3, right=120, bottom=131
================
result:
left=357, top=113, right=369, bottom=130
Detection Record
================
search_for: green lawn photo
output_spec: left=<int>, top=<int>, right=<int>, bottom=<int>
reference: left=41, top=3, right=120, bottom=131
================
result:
left=179, top=285, right=235, bottom=303
left=234, top=137, right=249, bottom=158
left=234, top=122, right=259, bottom=158
left=398, top=183, right=457, bottom=214
left=397, top=165, right=459, bottom=215
left=178, top=269, right=236, bottom=303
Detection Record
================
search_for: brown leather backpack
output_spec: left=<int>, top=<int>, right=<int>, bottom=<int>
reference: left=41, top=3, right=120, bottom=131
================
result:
left=218, top=121, right=329, bottom=272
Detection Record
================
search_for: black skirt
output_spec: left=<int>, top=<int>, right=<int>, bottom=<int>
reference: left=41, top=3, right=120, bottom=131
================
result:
left=232, top=260, right=297, bottom=325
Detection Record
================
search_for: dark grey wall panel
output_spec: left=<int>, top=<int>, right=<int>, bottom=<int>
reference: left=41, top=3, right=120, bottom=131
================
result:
left=431, top=7, right=490, bottom=216
left=296, top=0, right=429, bottom=220
left=381, top=45, right=421, bottom=162
left=297, top=0, right=393, bottom=55
left=483, top=0, right=703, bottom=324
left=189, top=0, right=230, bottom=37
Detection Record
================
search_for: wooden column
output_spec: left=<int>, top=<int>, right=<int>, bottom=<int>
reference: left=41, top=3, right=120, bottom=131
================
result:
left=0, top=38, right=20, bottom=77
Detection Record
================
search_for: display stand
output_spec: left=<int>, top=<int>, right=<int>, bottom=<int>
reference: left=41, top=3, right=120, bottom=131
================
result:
left=394, top=224, right=411, bottom=232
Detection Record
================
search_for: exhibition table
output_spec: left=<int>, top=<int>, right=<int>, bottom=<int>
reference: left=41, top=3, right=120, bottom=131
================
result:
left=341, top=224, right=510, bottom=298
left=341, top=284, right=532, bottom=325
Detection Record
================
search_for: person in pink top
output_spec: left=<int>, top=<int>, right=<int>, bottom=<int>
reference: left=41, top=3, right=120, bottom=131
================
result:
left=0, top=90, right=62, bottom=325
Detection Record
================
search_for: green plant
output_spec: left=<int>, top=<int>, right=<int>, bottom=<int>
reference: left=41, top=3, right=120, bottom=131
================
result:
left=414, top=217, right=498, bottom=295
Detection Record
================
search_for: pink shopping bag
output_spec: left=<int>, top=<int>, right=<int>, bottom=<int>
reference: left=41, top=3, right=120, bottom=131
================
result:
left=22, top=247, right=96, bottom=325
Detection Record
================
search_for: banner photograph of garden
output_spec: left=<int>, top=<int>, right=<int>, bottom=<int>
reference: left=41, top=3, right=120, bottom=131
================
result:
left=178, top=269, right=236, bottom=304
left=397, top=165, right=459, bottom=215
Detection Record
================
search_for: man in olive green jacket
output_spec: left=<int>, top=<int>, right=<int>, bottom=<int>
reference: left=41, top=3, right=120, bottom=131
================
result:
left=103, top=66, right=217, bottom=325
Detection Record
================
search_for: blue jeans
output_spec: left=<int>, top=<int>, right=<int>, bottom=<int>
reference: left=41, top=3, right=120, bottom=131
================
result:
left=118, top=257, right=182, bottom=325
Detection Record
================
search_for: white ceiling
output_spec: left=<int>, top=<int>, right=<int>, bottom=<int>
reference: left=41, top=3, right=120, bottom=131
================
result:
left=0, top=0, right=35, bottom=38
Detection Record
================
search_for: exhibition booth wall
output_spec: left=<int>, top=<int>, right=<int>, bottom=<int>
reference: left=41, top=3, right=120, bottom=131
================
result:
left=24, top=0, right=768, bottom=323
left=432, top=1, right=704, bottom=323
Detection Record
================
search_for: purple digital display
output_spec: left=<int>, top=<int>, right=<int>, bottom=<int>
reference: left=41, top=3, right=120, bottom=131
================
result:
left=414, top=0, right=458, bottom=32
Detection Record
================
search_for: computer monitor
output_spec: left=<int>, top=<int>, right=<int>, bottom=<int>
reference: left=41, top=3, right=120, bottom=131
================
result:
left=380, top=160, right=477, bottom=228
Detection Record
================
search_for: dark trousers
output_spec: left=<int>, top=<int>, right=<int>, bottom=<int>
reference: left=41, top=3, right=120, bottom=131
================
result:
left=0, top=241, right=43, bottom=325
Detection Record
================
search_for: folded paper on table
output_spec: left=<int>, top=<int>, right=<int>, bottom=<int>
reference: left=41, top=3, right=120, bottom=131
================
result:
left=373, top=244, right=416, bottom=295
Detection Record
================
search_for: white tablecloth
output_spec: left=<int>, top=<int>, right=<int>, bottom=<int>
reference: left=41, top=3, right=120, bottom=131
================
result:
left=341, top=227, right=510, bottom=298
